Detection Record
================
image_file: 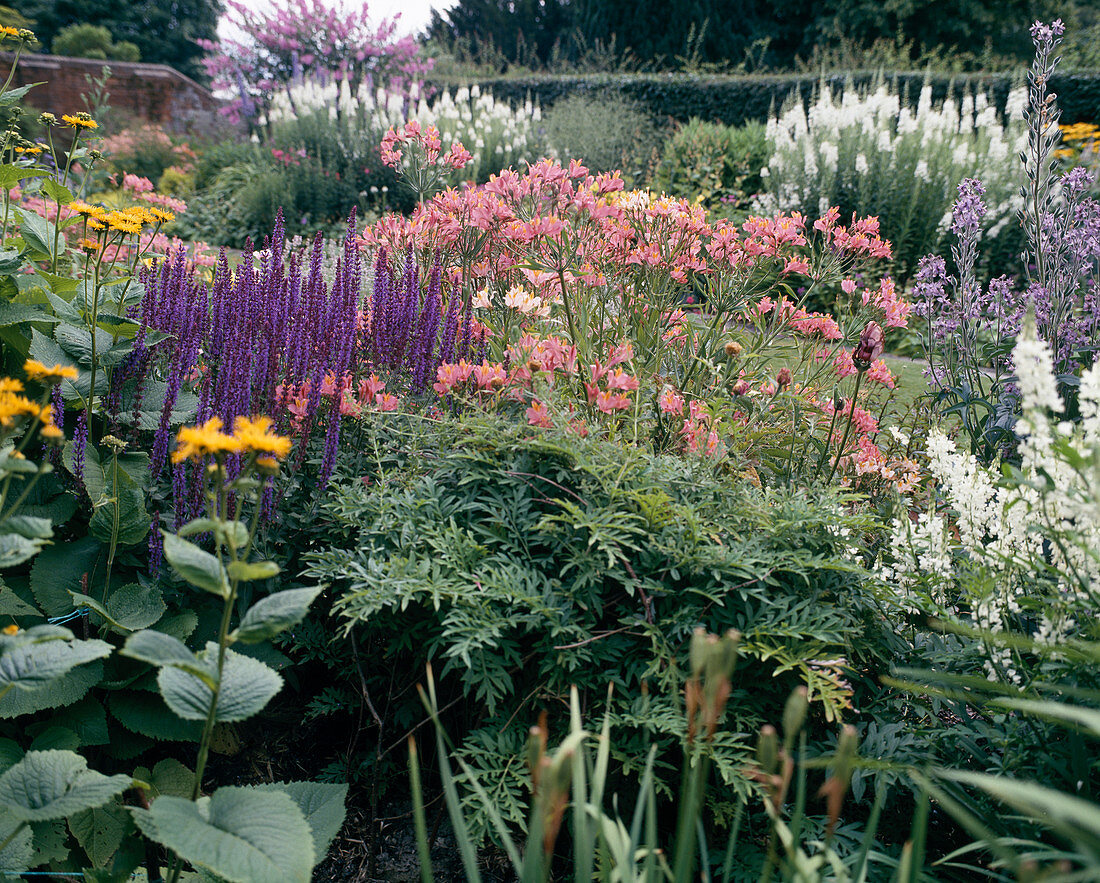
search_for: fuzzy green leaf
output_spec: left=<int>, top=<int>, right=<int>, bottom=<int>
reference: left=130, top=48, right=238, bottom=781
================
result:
left=158, top=645, right=282, bottom=723
left=130, top=787, right=315, bottom=883
left=233, top=587, right=321, bottom=644
left=162, top=534, right=229, bottom=598
left=0, top=750, right=130, bottom=822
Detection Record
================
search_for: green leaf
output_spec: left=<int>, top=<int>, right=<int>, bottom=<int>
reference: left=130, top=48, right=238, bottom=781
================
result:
left=942, top=769, right=1100, bottom=850
left=40, top=180, right=74, bottom=205
left=69, top=801, right=133, bottom=867
left=0, top=750, right=130, bottom=822
left=70, top=583, right=165, bottom=635
left=120, top=631, right=214, bottom=686
left=48, top=698, right=109, bottom=747
left=179, top=519, right=249, bottom=547
left=130, top=787, right=315, bottom=883
left=29, top=818, right=70, bottom=866
left=2, top=515, right=53, bottom=540
left=29, top=726, right=80, bottom=752
left=0, top=633, right=112, bottom=693
left=55, top=323, right=113, bottom=368
left=0, top=164, right=48, bottom=189
left=0, top=584, right=40, bottom=617
left=252, top=782, right=348, bottom=861
left=0, top=740, right=22, bottom=774
left=225, top=561, right=280, bottom=583
left=233, top=587, right=320, bottom=644
left=107, top=690, right=202, bottom=743
left=0, top=302, right=58, bottom=327
left=132, top=759, right=194, bottom=801
left=0, top=533, right=43, bottom=568
left=19, top=211, right=56, bottom=258
left=162, top=534, right=229, bottom=598
left=158, top=645, right=282, bottom=723
left=0, top=809, right=34, bottom=874
left=0, top=660, right=103, bottom=719
left=29, top=537, right=101, bottom=618
left=89, top=482, right=150, bottom=548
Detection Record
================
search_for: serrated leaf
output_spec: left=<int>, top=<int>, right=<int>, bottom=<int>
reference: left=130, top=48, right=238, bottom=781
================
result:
left=29, top=537, right=101, bottom=618
left=120, top=630, right=213, bottom=684
left=107, top=690, right=202, bottom=742
left=40, top=180, right=74, bottom=205
left=71, top=584, right=165, bottom=635
left=0, top=302, right=58, bottom=327
left=55, top=323, right=113, bottom=368
left=0, top=584, right=40, bottom=617
left=179, top=519, right=249, bottom=547
left=233, top=587, right=320, bottom=644
left=69, top=800, right=133, bottom=867
left=0, top=809, right=34, bottom=873
left=29, top=726, right=80, bottom=752
left=0, top=660, right=103, bottom=719
left=29, top=818, right=70, bottom=866
left=0, top=740, right=22, bottom=774
left=89, top=482, right=150, bottom=548
left=252, top=782, right=347, bottom=861
left=162, top=534, right=229, bottom=597
left=2, top=515, right=53, bottom=541
left=132, top=758, right=194, bottom=801
left=158, top=645, right=282, bottom=723
left=0, top=533, right=43, bottom=568
left=0, top=163, right=49, bottom=189
left=130, top=787, right=315, bottom=883
left=48, top=698, right=109, bottom=747
left=20, top=211, right=56, bottom=258
left=0, top=635, right=112, bottom=693
left=0, top=750, right=130, bottom=822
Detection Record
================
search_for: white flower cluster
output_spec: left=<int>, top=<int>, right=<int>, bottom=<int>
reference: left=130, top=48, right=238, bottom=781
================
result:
left=882, top=327, right=1100, bottom=680
left=263, top=78, right=545, bottom=183
left=755, top=80, right=1028, bottom=256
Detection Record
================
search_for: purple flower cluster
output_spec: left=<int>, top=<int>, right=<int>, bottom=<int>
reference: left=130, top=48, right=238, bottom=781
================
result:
left=367, top=249, right=470, bottom=392
left=120, top=210, right=364, bottom=520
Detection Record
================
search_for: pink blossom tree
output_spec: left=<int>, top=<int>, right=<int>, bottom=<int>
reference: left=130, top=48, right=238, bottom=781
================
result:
left=198, top=0, right=432, bottom=125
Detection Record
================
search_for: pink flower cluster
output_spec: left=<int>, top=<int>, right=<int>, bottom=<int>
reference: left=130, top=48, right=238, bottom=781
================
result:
left=756, top=296, right=843, bottom=340
left=380, top=120, right=470, bottom=172
left=278, top=371, right=401, bottom=425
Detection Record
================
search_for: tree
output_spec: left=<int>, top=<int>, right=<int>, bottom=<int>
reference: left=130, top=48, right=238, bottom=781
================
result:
left=13, top=0, right=222, bottom=82
left=52, top=23, right=140, bottom=62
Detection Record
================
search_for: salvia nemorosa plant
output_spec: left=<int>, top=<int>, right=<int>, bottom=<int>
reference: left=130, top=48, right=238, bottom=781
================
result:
left=110, top=210, right=478, bottom=523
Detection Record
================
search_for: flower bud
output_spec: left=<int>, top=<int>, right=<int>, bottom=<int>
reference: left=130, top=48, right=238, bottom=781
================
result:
left=776, top=367, right=792, bottom=388
left=724, top=340, right=743, bottom=358
left=852, top=321, right=884, bottom=369
left=782, top=686, right=809, bottom=749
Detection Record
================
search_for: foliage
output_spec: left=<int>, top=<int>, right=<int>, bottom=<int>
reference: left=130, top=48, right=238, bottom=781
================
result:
left=653, top=118, right=769, bottom=216
left=51, top=23, right=139, bottom=63
left=542, top=93, right=663, bottom=184
left=100, top=125, right=194, bottom=184
left=16, top=0, right=220, bottom=82
left=301, top=413, right=896, bottom=833
left=429, top=0, right=1064, bottom=72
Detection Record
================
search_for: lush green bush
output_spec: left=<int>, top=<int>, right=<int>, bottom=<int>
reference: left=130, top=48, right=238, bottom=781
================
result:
left=51, top=23, right=139, bottom=63
left=300, top=414, right=897, bottom=832
left=652, top=118, right=769, bottom=214
left=542, top=93, right=665, bottom=182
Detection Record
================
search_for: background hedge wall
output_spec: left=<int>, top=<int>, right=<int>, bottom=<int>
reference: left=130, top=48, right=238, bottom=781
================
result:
left=425, top=71, right=1100, bottom=126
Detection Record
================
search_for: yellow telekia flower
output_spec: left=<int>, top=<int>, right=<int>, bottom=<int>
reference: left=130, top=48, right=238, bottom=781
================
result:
left=233, top=416, right=292, bottom=460
left=24, top=359, right=78, bottom=384
left=1, top=624, right=18, bottom=636
left=172, top=417, right=244, bottom=464
left=61, top=113, right=99, bottom=130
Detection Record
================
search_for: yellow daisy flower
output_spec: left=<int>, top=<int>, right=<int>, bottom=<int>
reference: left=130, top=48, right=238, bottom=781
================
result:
left=232, top=416, right=292, bottom=460
left=61, top=113, right=99, bottom=130
left=24, top=359, right=78, bottom=384
left=172, top=417, right=243, bottom=464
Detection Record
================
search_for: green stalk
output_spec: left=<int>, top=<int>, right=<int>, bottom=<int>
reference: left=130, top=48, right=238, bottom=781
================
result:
left=826, top=369, right=865, bottom=484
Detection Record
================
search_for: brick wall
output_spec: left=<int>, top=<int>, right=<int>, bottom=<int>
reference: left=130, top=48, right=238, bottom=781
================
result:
left=0, top=52, right=226, bottom=136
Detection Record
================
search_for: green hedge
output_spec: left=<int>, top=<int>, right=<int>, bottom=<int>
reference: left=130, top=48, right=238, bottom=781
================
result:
left=426, top=71, right=1100, bottom=126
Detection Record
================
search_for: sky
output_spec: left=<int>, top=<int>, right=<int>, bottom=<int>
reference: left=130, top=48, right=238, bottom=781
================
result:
left=219, top=0, right=458, bottom=39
